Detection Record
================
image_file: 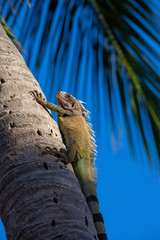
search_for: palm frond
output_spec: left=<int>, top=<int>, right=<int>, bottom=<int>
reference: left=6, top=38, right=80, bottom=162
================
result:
left=90, top=0, right=160, bottom=162
left=1, top=0, right=160, bottom=166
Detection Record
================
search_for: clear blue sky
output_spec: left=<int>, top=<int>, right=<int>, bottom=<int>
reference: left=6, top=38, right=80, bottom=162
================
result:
left=1, top=1, right=160, bottom=240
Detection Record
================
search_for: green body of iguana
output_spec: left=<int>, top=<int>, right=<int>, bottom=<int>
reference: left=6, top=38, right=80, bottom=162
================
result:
left=31, top=90, right=107, bottom=240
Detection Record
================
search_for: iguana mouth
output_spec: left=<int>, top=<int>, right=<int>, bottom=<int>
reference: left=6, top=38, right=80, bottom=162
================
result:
left=56, top=91, right=72, bottom=109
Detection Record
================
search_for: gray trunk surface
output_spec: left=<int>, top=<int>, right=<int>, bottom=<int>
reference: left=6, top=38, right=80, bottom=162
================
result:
left=0, top=24, right=97, bottom=240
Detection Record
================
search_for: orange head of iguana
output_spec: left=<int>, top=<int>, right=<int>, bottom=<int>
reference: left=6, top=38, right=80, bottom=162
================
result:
left=56, top=91, right=83, bottom=116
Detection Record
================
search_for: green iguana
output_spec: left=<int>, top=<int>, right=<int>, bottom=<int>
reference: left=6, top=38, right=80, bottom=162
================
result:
left=30, top=90, right=108, bottom=240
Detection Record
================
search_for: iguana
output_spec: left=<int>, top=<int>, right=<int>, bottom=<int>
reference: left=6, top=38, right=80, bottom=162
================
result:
left=30, top=90, right=108, bottom=240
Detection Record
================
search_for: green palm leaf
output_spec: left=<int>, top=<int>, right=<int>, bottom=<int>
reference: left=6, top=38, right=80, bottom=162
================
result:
left=1, top=0, right=160, bottom=165
left=90, top=0, right=160, bottom=161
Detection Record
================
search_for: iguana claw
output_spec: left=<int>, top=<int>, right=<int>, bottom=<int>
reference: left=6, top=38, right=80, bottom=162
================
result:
left=29, top=90, right=45, bottom=102
left=42, top=146, right=68, bottom=163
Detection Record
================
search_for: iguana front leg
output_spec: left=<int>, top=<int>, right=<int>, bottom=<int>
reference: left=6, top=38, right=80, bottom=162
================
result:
left=30, top=91, right=77, bottom=163
left=43, top=140, right=77, bottom=164
left=30, top=90, right=65, bottom=115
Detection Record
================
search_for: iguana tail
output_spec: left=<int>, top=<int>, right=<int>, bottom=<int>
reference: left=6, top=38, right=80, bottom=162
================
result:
left=73, top=159, right=108, bottom=240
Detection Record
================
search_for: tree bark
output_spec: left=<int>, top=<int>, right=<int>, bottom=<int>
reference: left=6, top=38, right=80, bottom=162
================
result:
left=0, top=24, right=97, bottom=240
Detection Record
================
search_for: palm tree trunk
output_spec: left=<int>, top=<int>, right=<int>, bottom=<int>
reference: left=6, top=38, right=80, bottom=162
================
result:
left=0, top=24, right=97, bottom=240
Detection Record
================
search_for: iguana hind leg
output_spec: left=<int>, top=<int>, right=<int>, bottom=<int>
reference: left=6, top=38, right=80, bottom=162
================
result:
left=43, top=140, right=76, bottom=164
left=65, top=140, right=77, bottom=163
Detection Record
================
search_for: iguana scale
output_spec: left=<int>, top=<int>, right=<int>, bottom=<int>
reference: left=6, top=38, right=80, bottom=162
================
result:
left=31, top=90, right=108, bottom=240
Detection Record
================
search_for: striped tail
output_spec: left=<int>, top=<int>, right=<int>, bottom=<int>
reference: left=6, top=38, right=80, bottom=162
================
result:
left=74, top=159, right=108, bottom=240
left=86, top=195, right=108, bottom=240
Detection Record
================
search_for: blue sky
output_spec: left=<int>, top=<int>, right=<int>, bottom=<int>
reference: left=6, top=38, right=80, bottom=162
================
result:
left=1, top=1, right=160, bottom=240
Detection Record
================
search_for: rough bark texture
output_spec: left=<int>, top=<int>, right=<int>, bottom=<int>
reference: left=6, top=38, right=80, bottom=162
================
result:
left=0, top=24, right=97, bottom=240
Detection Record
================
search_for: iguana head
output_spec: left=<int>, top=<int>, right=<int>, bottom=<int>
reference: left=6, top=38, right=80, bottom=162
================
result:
left=56, top=91, right=83, bottom=116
